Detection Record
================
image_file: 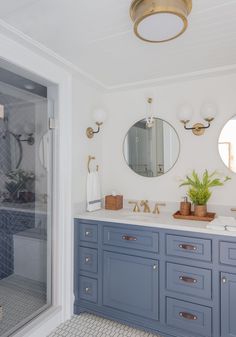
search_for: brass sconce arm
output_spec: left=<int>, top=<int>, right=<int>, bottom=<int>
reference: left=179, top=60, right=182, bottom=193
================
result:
left=181, top=118, right=214, bottom=136
left=86, top=122, right=103, bottom=139
left=178, top=103, right=216, bottom=136
left=86, top=109, right=106, bottom=139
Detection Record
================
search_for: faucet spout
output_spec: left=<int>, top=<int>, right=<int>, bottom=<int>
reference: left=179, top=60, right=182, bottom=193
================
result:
left=140, top=200, right=151, bottom=213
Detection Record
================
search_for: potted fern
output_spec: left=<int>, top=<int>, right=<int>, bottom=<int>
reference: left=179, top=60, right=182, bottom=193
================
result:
left=180, top=170, right=230, bottom=217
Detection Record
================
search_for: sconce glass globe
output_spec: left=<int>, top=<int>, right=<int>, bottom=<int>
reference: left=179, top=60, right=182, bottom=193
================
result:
left=201, top=103, right=217, bottom=121
left=92, top=109, right=107, bottom=125
left=177, top=104, right=193, bottom=122
left=24, top=123, right=35, bottom=134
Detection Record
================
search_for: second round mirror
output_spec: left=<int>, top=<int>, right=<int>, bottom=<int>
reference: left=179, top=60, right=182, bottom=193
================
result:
left=219, top=115, right=236, bottom=173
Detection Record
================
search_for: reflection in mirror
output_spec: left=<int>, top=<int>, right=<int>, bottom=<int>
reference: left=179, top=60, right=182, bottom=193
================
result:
left=219, top=115, right=236, bottom=173
left=123, top=118, right=180, bottom=177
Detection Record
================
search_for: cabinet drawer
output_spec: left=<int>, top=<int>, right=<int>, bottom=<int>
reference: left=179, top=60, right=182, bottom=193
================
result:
left=103, top=226, right=158, bottom=252
left=166, top=298, right=212, bottom=337
left=79, top=276, right=97, bottom=303
left=166, top=234, right=212, bottom=262
left=79, top=247, right=98, bottom=274
left=79, top=223, right=98, bottom=243
left=220, top=241, right=236, bottom=266
left=166, top=263, right=212, bottom=299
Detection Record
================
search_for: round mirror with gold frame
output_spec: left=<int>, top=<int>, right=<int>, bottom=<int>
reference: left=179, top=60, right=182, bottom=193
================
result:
left=123, top=117, right=180, bottom=177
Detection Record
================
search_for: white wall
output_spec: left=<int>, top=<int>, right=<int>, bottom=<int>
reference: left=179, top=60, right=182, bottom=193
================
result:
left=101, top=74, right=236, bottom=206
left=71, top=76, right=104, bottom=213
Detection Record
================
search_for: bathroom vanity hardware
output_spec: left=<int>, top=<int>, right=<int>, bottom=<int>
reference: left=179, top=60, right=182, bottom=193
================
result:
left=140, top=200, right=151, bottom=213
left=153, top=202, right=166, bottom=214
left=222, top=276, right=227, bottom=284
left=179, top=276, right=197, bottom=283
left=178, top=243, right=197, bottom=250
left=122, top=235, right=137, bottom=241
left=179, top=312, right=198, bottom=320
left=128, top=201, right=140, bottom=212
left=75, top=218, right=236, bottom=337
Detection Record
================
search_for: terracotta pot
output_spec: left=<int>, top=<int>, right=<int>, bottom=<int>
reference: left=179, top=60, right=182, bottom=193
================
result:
left=194, top=204, right=207, bottom=217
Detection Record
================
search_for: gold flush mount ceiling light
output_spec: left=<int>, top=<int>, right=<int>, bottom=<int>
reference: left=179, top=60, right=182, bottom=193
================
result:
left=130, top=0, right=192, bottom=43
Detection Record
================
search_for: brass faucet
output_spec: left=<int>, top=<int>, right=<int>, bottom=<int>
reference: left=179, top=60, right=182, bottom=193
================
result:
left=231, top=208, right=236, bottom=212
left=140, top=200, right=151, bottom=213
left=129, top=201, right=140, bottom=212
left=153, top=202, right=166, bottom=214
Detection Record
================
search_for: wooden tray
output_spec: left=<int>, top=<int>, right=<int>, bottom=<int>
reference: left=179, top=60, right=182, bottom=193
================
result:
left=173, top=211, right=216, bottom=222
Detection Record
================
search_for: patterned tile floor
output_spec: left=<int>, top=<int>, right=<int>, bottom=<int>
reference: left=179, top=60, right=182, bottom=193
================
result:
left=0, top=274, right=46, bottom=336
left=49, top=313, right=162, bottom=337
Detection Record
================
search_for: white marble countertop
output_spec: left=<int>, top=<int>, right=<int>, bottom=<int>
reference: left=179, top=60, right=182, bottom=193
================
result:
left=76, top=209, right=236, bottom=237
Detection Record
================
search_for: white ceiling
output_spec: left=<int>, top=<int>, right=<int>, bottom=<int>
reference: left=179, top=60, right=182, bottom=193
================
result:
left=0, top=0, right=236, bottom=88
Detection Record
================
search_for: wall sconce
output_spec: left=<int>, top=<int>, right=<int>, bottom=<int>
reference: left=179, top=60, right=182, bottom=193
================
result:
left=86, top=109, right=107, bottom=139
left=178, top=103, right=217, bottom=136
left=11, top=123, right=35, bottom=145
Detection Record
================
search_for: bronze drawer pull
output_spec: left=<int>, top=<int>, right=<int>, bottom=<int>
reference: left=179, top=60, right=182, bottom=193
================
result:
left=122, top=235, right=137, bottom=241
left=179, top=312, right=197, bottom=320
left=179, top=276, right=197, bottom=284
left=179, top=243, right=197, bottom=251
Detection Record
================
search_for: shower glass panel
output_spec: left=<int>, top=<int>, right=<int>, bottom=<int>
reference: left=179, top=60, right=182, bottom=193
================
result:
left=0, top=81, right=52, bottom=337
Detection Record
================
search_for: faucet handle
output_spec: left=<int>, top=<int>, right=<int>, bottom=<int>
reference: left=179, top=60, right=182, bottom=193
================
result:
left=129, top=201, right=140, bottom=212
left=153, top=202, right=166, bottom=214
left=231, top=208, right=236, bottom=212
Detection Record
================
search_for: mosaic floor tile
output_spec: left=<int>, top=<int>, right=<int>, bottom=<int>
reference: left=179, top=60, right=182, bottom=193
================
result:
left=48, top=313, right=163, bottom=337
left=0, top=274, right=46, bottom=336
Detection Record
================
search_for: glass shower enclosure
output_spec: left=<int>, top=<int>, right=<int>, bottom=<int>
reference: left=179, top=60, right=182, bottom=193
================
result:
left=0, top=80, right=52, bottom=336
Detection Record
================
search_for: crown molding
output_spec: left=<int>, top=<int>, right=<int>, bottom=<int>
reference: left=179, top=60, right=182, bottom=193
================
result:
left=0, top=19, right=236, bottom=93
left=106, top=64, right=236, bottom=92
left=0, top=19, right=108, bottom=91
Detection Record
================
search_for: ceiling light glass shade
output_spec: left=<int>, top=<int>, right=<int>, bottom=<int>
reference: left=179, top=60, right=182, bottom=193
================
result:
left=130, top=0, right=192, bottom=43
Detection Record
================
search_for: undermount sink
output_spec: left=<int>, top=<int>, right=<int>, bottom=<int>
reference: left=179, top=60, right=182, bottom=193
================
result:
left=125, top=212, right=160, bottom=222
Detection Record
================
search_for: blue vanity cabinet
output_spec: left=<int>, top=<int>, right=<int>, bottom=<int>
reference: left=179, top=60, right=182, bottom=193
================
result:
left=221, top=272, right=236, bottom=337
left=74, top=218, right=236, bottom=337
left=103, top=251, right=159, bottom=320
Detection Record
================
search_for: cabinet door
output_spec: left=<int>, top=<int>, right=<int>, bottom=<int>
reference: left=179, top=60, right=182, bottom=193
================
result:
left=221, top=272, right=236, bottom=337
left=103, top=251, right=159, bottom=320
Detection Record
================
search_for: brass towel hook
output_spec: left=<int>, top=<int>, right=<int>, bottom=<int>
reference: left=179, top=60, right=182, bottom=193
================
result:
left=87, top=155, right=99, bottom=173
